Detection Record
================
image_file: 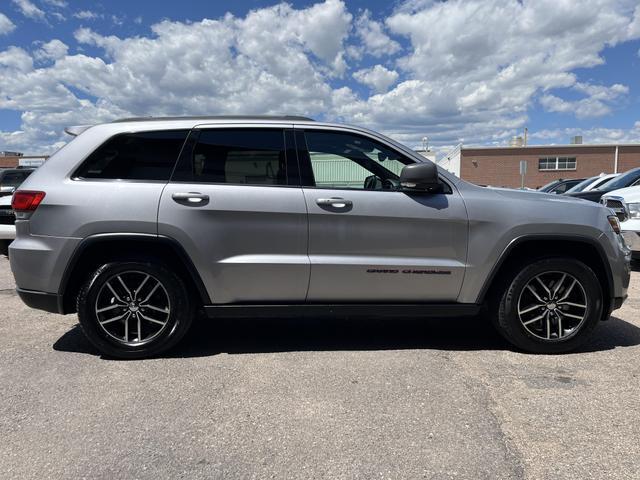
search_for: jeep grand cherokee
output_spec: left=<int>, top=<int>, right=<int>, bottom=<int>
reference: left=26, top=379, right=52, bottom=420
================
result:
left=9, top=116, right=631, bottom=358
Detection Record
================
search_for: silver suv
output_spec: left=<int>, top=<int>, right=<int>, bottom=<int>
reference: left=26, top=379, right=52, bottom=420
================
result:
left=9, top=116, right=631, bottom=358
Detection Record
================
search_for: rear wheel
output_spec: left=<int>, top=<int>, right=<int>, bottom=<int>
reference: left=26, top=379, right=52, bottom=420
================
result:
left=495, top=258, right=602, bottom=354
left=77, top=261, right=194, bottom=359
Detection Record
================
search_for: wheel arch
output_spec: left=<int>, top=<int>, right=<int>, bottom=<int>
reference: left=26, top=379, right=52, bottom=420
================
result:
left=478, top=235, right=613, bottom=319
left=59, top=233, right=210, bottom=314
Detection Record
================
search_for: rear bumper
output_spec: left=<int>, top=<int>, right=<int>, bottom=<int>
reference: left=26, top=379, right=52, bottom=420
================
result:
left=16, top=288, right=62, bottom=314
left=9, top=228, right=80, bottom=295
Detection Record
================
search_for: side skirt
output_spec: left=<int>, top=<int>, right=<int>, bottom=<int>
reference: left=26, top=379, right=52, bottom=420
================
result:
left=203, top=303, right=482, bottom=319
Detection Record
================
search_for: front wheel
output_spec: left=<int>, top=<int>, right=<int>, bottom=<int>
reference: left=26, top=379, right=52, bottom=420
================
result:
left=495, top=258, right=603, bottom=354
left=77, top=261, right=194, bottom=359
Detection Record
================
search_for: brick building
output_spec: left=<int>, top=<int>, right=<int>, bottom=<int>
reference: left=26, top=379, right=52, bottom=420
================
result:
left=0, top=155, right=21, bottom=168
left=0, top=155, right=48, bottom=169
left=438, top=144, right=640, bottom=189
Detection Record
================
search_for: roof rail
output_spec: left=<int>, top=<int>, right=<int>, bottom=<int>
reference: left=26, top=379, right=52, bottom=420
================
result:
left=111, top=115, right=315, bottom=123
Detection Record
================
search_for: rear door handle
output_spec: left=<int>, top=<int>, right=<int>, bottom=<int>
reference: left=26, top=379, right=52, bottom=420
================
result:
left=172, top=192, right=210, bottom=205
left=316, top=197, right=353, bottom=208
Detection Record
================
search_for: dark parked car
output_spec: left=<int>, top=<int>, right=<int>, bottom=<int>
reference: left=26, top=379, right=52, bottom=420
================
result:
left=538, top=178, right=585, bottom=194
left=0, top=168, right=35, bottom=197
left=565, top=167, right=640, bottom=203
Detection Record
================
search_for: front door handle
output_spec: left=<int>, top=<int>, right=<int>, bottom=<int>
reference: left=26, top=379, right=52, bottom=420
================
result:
left=172, top=192, right=210, bottom=205
left=316, top=197, right=353, bottom=208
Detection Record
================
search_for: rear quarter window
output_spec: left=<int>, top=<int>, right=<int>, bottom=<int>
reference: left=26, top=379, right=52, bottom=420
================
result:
left=74, top=130, right=189, bottom=181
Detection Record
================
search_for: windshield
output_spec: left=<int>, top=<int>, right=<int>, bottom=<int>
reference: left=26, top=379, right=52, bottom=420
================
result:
left=565, top=176, right=598, bottom=194
left=595, top=168, right=640, bottom=191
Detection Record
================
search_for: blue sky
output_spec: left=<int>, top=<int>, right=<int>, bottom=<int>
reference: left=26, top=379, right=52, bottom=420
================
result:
left=0, top=0, right=639, bottom=155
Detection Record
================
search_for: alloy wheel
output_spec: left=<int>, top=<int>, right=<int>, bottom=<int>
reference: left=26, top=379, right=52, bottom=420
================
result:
left=94, top=270, right=171, bottom=346
left=517, top=271, right=588, bottom=341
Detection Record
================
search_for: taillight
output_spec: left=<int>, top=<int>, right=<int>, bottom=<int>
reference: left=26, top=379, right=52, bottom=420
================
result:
left=12, top=191, right=46, bottom=212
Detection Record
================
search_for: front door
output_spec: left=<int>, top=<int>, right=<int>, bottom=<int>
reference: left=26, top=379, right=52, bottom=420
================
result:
left=297, top=128, right=468, bottom=302
left=158, top=126, right=309, bottom=304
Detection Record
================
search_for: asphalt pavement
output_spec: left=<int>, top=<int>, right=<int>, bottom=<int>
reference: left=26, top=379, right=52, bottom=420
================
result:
left=1, top=255, right=639, bottom=479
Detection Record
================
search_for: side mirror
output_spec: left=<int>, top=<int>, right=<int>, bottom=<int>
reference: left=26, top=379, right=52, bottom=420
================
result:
left=399, top=162, right=443, bottom=193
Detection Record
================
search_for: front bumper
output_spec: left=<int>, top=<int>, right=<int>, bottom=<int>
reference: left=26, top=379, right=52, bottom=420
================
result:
left=621, top=230, right=640, bottom=253
left=620, top=218, right=640, bottom=253
left=599, top=230, right=631, bottom=317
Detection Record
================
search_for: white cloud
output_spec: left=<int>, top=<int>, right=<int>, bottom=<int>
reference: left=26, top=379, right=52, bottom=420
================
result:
left=540, top=82, right=629, bottom=118
left=34, top=39, right=69, bottom=61
left=530, top=123, right=640, bottom=145
left=111, top=14, right=124, bottom=26
left=355, top=10, right=401, bottom=57
left=12, top=0, right=46, bottom=21
left=0, top=46, right=33, bottom=72
left=0, top=13, right=16, bottom=35
left=73, top=10, right=100, bottom=20
left=339, top=0, right=640, bottom=145
left=353, top=65, right=399, bottom=93
left=0, top=0, right=639, bottom=154
left=574, top=82, right=628, bottom=99
left=0, top=0, right=353, bottom=153
left=43, top=0, right=68, bottom=7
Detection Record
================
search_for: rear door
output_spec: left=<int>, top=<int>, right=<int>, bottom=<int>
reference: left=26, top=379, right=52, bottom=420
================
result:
left=158, top=125, right=309, bottom=304
left=296, top=127, right=468, bottom=302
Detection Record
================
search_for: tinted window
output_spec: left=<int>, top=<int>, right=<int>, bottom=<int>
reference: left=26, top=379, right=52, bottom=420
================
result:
left=565, top=176, right=598, bottom=194
left=538, top=180, right=559, bottom=191
left=173, top=129, right=288, bottom=185
left=591, top=176, right=616, bottom=189
left=550, top=183, right=567, bottom=194
left=75, top=130, right=189, bottom=181
left=304, top=130, right=412, bottom=190
left=1, top=172, right=29, bottom=187
left=597, top=168, right=640, bottom=191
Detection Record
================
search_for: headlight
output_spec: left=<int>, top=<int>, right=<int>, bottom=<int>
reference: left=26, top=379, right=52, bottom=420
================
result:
left=628, top=203, right=640, bottom=219
left=608, top=215, right=621, bottom=234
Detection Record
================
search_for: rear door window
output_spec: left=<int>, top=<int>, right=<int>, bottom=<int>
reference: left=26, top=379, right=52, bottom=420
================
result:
left=74, top=130, right=189, bottom=181
left=172, top=129, right=290, bottom=186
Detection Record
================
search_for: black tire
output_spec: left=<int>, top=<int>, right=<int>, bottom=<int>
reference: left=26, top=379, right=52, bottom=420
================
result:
left=495, top=258, right=602, bottom=354
left=77, top=261, right=194, bottom=359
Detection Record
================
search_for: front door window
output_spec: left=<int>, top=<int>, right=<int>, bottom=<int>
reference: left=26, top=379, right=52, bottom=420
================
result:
left=304, top=130, right=412, bottom=190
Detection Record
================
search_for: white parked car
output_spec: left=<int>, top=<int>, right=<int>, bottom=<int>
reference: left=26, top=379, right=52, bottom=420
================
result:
left=564, top=173, right=619, bottom=195
left=585, top=173, right=619, bottom=191
left=0, top=194, right=15, bottom=256
left=602, top=186, right=640, bottom=259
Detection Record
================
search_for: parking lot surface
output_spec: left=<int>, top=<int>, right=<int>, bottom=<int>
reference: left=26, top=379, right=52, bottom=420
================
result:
left=1, top=255, right=639, bottom=479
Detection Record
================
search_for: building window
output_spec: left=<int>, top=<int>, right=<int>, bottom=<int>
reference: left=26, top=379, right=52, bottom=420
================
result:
left=538, top=157, right=577, bottom=171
